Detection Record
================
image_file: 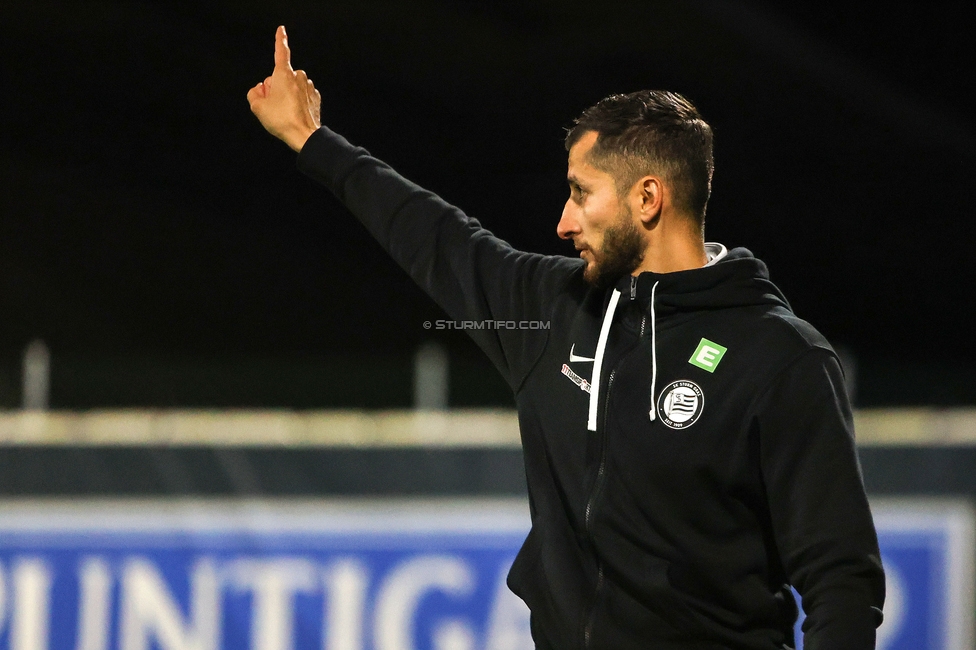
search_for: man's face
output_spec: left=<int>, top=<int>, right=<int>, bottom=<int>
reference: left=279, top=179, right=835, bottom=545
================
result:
left=557, top=131, right=645, bottom=288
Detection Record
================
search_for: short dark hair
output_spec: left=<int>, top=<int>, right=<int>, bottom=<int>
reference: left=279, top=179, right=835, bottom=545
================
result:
left=565, top=90, right=714, bottom=231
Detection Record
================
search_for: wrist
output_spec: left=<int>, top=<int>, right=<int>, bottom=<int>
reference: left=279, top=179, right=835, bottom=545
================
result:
left=284, top=124, right=318, bottom=152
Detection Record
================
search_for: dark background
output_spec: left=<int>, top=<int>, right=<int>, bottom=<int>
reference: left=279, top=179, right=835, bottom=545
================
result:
left=1, top=0, right=973, bottom=409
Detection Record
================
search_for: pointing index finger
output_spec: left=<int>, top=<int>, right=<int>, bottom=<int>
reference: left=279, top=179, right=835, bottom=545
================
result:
left=274, top=25, right=292, bottom=70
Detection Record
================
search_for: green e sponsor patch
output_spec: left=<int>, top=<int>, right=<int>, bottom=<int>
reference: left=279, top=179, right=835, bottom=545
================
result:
left=689, top=338, right=727, bottom=373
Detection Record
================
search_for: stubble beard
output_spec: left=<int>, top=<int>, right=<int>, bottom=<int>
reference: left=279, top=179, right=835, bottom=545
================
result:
left=582, top=203, right=646, bottom=289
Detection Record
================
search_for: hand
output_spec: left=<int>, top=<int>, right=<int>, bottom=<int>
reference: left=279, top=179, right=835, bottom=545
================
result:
left=247, top=26, right=322, bottom=152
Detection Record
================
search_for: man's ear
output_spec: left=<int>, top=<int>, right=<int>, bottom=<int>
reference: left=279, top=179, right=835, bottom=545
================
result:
left=638, top=176, right=664, bottom=225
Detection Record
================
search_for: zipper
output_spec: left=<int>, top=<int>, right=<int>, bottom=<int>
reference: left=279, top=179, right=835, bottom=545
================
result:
left=582, top=367, right=616, bottom=648
left=582, top=312, right=648, bottom=648
left=583, top=563, right=604, bottom=647
left=630, top=275, right=637, bottom=300
left=584, top=368, right=616, bottom=532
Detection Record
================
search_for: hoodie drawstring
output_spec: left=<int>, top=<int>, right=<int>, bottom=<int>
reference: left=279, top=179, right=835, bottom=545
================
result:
left=648, top=280, right=660, bottom=422
left=587, top=280, right=660, bottom=430
left=587, top=289, right=621, bottom=432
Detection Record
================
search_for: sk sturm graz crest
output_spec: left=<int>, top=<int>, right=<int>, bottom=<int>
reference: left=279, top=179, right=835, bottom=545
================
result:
left=657, top=380, right=704, bottom=429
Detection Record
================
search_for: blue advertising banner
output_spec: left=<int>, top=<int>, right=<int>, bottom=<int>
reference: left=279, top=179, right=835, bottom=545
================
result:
left=0, top=499, right=533, bottom=650
left=0, top=498, right=972, bottom=650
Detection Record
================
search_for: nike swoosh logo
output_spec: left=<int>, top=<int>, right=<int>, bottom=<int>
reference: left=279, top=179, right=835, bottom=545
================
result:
left=569, top=344, right=595, bottom=363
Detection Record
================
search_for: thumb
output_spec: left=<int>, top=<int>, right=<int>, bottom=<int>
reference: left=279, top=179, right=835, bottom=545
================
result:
left=274, top=25, right=292, bottom=71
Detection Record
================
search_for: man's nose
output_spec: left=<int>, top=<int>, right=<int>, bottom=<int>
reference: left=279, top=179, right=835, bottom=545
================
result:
left=557, top=200, right=580, bottom=240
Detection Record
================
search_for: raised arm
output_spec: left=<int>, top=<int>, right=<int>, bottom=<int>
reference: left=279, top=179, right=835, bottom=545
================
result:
left=246, top=28, right=583, bottom=388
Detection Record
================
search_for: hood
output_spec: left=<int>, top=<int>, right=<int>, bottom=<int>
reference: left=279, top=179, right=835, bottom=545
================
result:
left=587, top=245, right=790, bottom=432
left=613, top=246, right=791, bottom=315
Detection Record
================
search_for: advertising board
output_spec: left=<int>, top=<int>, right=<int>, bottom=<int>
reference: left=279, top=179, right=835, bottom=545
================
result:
left=1, top=498, right=972, bottom=649
left=0, top=499, right=532, bottom=650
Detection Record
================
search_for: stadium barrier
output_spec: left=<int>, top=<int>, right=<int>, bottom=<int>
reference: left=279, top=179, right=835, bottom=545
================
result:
left=3, top=408, right=976, bottom=446
left=1, top=409, right=975, bottom=650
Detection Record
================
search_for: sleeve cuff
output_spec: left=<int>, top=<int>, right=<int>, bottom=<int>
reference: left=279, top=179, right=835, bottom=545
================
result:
left=296, top=126, right=367, bottom=193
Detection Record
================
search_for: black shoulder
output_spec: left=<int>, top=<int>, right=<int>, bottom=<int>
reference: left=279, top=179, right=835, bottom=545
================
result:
left=760, top=305, right=836, bottom=357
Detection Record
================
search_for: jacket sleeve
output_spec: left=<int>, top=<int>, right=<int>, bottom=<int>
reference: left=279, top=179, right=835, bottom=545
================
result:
left=296, top=126, right=581, bottom=389
left=754, top=348, right=885, bottom=650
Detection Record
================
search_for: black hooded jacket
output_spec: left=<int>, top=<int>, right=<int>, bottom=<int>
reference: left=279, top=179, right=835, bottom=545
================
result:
left=297, top=126, right=885, bottom=650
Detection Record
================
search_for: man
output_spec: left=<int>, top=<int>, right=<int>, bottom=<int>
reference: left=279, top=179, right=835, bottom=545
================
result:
left=249, top=26, right=885, bottom=650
